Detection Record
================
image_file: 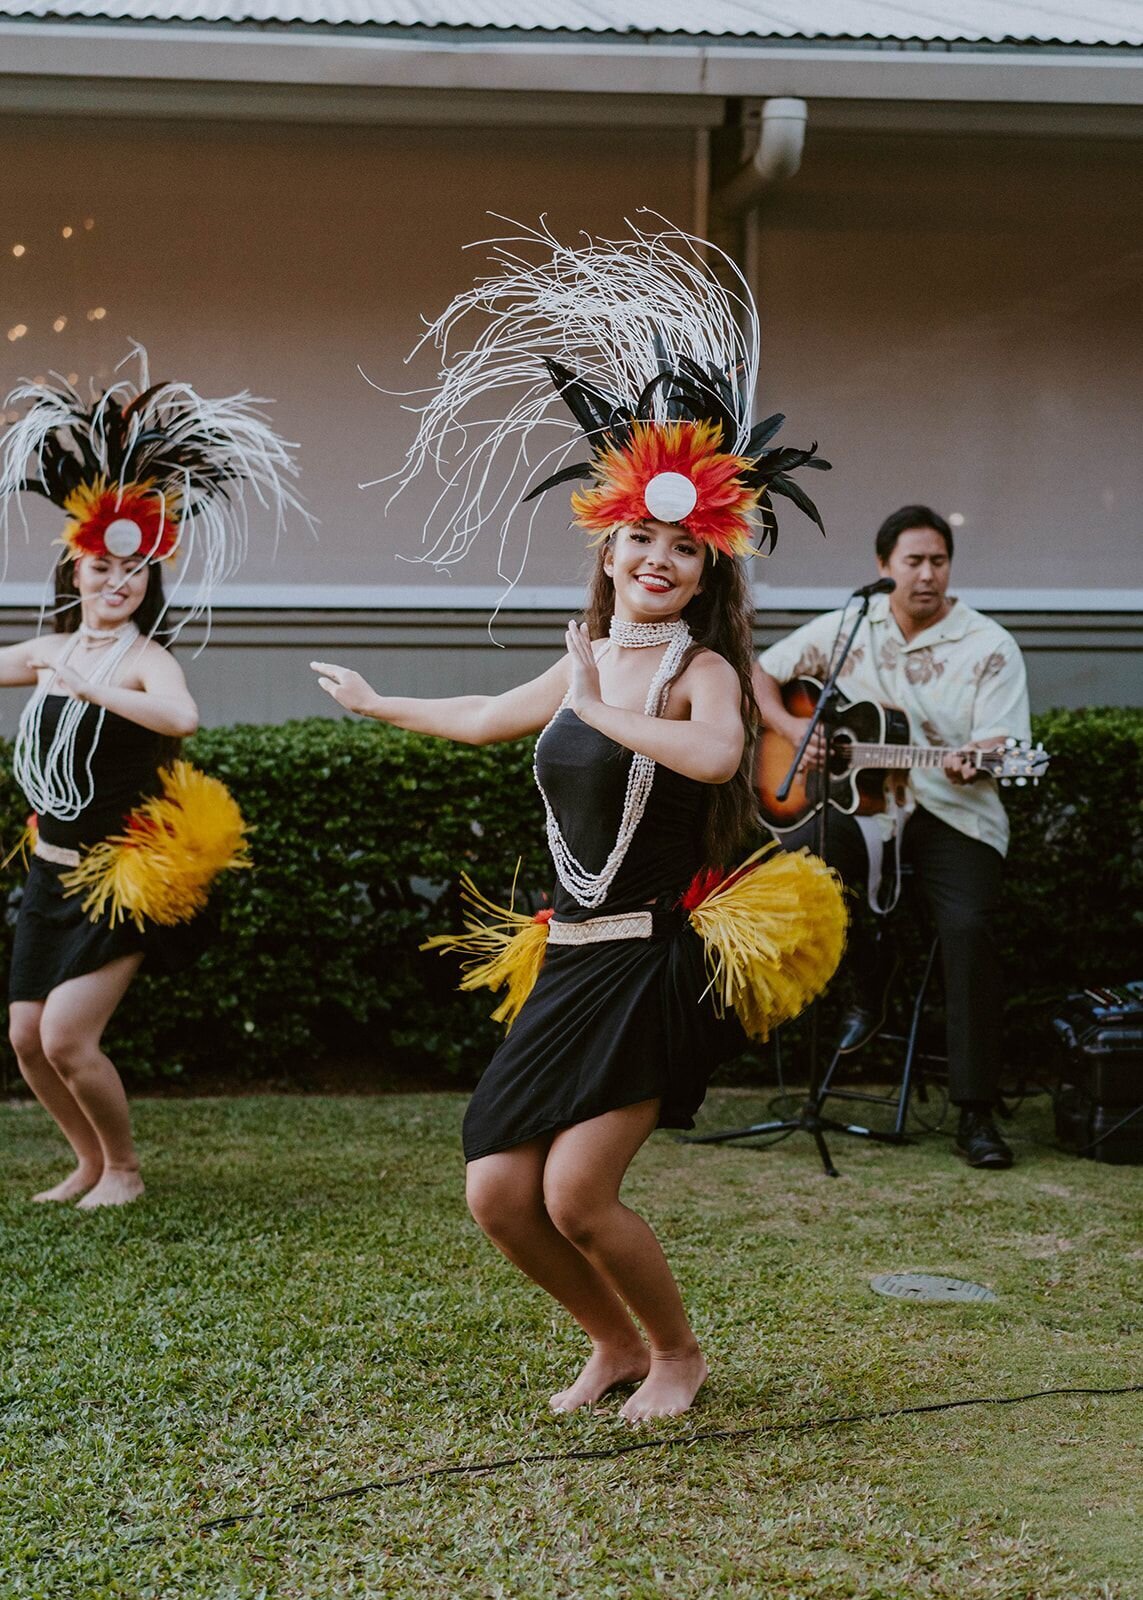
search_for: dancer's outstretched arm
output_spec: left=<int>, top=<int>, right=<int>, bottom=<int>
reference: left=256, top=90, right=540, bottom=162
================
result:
left=310, top=656, right=570, bottom=746
left=0, top=639, right=42, bottom=687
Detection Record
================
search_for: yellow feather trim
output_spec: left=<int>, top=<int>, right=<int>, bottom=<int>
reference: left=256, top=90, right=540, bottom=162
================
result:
left=421, top=868, right=550, bottom=1029
left=686, top=844, right=847, bottom=1041
left=61, top=760, right=250, bottom=930
left=2, top=817, right=36, bottom=872
left=424, top=846, right=845, bottom=1041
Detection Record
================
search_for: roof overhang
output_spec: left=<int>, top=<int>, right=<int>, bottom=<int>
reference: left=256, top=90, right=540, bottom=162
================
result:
left=2, top=23, right=1143, bottom=127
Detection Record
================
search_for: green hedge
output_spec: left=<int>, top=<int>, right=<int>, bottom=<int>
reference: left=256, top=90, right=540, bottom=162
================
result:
left=0, top=707, right=1139, bottom=1085
left=0, top=720, right=550, bottom=1084
left=994, top=705, right=1143, bottom=1036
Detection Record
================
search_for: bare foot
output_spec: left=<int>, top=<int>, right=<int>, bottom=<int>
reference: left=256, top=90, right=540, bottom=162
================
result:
left=550, top=1340, right=651, bottom=1414
left=32, top=1165, right=103, bottom=1203
left=620, top=1345, right=709, bottom=1423
left=76, top=1168, right=144, bottom=1209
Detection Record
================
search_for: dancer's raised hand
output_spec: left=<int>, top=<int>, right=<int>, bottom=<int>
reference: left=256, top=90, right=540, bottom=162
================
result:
left=310, top=661, right=379, bottom=718
left=564, top=621, right=602, bottom=716
left=31, top=656, right=91, bottom=702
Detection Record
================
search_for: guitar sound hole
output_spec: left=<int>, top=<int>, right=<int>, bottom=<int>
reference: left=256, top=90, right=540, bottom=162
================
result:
left=829, top=733, right=855, bottom=776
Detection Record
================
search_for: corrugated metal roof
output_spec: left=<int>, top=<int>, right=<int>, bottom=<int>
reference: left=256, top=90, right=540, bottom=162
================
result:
left=0, top=0, right=1140, bottom=46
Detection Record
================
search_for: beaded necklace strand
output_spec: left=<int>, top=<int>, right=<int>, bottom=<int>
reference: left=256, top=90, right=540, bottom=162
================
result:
left=536, top=618, right=692, bottom=909
left=14, top=621, right=141, bottom=821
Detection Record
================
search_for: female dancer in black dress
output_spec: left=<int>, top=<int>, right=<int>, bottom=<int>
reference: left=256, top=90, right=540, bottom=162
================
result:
left=312, top=221, right=844, bottom=1419
left=0, top=352, right=306, bottom=1206
left=1, top=554, right=201, bottom=1207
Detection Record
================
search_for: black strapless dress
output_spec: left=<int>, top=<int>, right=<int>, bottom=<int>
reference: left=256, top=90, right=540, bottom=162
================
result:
left=461, top=710, right=747, bottom=1161
left=9, top=696, right=210, bottom=1002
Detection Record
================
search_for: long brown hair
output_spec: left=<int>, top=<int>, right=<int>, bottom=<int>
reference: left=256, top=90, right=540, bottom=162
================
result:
left=584, top=538, right=761, bottom=865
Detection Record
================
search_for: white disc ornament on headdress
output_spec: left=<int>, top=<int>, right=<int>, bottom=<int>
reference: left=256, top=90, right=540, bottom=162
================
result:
left=103, top=518, right=144, bottom=558
left=643, top=472, right=699, bottom=524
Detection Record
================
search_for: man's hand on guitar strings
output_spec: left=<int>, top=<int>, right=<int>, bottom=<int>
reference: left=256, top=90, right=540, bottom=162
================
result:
left=943, top=736, right=1004, bottom=785
left=943, top=751, right=980, bottom=786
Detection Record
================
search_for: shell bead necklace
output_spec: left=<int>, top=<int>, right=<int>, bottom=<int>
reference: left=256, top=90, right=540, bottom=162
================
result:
left=608, top=615, right=690, bottom=649
left=14, top=621, right=141, bottom=821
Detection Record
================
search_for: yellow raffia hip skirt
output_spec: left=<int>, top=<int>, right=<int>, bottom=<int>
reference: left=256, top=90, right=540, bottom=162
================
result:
left=9, top=762, right=249, bottom=1004
left=424, top=846, right=846, bottom=1160
left=57, top=760, right=250, bottom=930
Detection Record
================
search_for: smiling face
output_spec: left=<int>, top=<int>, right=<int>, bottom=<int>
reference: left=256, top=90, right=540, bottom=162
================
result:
left=603, top=521, right=706, bottom=623
left=878, top=525, right=952, bottom=633
left=73, top=552, right=151, bottom=630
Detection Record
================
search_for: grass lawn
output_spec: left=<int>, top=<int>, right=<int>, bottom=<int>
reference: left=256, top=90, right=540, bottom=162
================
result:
left=2, top=1086, right=1140, bottom=1599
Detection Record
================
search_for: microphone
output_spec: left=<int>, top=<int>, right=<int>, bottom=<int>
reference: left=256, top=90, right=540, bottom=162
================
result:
left=853, top=577, right=896, bottom=598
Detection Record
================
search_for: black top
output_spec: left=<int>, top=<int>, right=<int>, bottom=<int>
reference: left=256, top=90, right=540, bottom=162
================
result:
left=32, top=695, right=166, bottom=849
left=535, top=708, right=707, bottom=922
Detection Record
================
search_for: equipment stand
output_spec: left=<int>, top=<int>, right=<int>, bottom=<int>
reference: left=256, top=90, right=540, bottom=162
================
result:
left=684, top=587, right=907, bottom=1176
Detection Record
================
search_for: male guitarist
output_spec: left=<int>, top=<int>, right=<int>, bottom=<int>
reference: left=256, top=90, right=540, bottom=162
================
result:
left=754, top=505, right=1031, bottom=1168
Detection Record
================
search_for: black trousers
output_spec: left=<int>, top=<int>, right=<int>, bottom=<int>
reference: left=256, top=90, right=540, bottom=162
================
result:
left=781, top=805, right=1005, bottom=1105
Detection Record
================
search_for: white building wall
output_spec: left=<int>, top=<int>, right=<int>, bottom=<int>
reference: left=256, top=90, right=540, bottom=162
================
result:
left=1, top=108, right=1139, bottom=722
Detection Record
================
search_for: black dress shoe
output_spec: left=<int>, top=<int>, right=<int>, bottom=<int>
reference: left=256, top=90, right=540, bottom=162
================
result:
left=954, top=1110, right=1014, bottom=1169
left=835, top=1004, right=884, bottom=1055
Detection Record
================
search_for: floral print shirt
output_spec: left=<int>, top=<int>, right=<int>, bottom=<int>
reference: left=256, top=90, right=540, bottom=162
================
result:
left=758, top=597, right=1031, bottom=857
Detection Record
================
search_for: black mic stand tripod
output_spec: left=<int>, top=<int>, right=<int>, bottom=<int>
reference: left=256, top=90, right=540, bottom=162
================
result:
left=684, top=581, right=907, bottom=1176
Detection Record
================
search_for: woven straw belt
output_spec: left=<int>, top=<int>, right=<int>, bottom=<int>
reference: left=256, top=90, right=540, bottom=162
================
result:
left=34, top=838, right=81, bottom=868
left=546, top=909, right=654, bottom=946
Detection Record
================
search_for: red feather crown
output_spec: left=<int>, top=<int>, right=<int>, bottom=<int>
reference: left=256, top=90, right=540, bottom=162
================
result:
left=525, top=356, right=829, bottom=560
left=61, top=477, right=180, bottom=563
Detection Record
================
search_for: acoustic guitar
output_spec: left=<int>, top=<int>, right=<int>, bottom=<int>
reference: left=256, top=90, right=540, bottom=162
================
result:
left=756, top=676, right=1051, bottom=833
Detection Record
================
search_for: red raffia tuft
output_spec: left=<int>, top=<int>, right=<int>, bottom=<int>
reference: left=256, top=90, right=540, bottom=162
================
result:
left=123, top=812, right=170, bottom=847
left=61, top=477, right=180, bottom=562
left=532, top=907, right=555, bottom=924
left=570, top=420, right=760, bottom=557
left=680, top=866, right=728, bottom=911
left=681, top=857, right=765, bottom=911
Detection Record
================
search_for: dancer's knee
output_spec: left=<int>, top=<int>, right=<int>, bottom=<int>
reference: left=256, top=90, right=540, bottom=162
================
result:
left=543, top=1175, right=609, bottom=1249
left=466, top=1163, right=523, bottom=1238
left=39, top=1020, right=93, bottom=1079
left=10, top=1013, right=40, bottom=1061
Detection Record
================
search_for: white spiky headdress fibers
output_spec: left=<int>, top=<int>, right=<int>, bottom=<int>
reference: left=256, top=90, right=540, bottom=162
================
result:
left=0, top=345, right=311, bottom=821
left=386, top=215, right=828, bottom=589
left=0, top=343, right=310, bottom=639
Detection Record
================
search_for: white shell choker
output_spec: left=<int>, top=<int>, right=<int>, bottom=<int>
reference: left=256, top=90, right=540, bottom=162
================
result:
left=78, top=620, right=139, bottom=647
left=608, top=616, right=691, bottom=649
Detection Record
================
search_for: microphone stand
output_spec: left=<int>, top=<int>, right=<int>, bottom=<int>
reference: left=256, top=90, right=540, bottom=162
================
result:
left=685, top=582, right=907, bottom=1176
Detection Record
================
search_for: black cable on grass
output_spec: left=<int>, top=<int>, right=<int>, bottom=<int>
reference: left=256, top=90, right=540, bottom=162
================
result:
left=1068, top=1102, right=1143, bottom=1154
left=175, top=1382, right=1141, bottom=1541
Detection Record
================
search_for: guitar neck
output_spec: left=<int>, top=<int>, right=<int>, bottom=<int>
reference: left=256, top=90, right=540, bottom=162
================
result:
left=843, top=743, right=987, bottom=771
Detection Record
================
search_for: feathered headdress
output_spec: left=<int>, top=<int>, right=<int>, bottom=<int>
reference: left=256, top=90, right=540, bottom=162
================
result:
left=388, top=216, right=828, bottom=577
left=0, top=344, right=310, bottom=636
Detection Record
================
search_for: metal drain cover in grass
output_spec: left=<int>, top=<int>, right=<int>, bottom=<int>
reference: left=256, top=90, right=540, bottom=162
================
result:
left=870, top=1273, right=998, bottom=1303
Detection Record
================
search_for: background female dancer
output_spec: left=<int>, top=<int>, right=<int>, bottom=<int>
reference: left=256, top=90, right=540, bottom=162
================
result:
left=0, top=352, right=306, bottom=1206
left=1, top=552, right=199, bottom=1207
left=311, top=219, right=844, bottom=1420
